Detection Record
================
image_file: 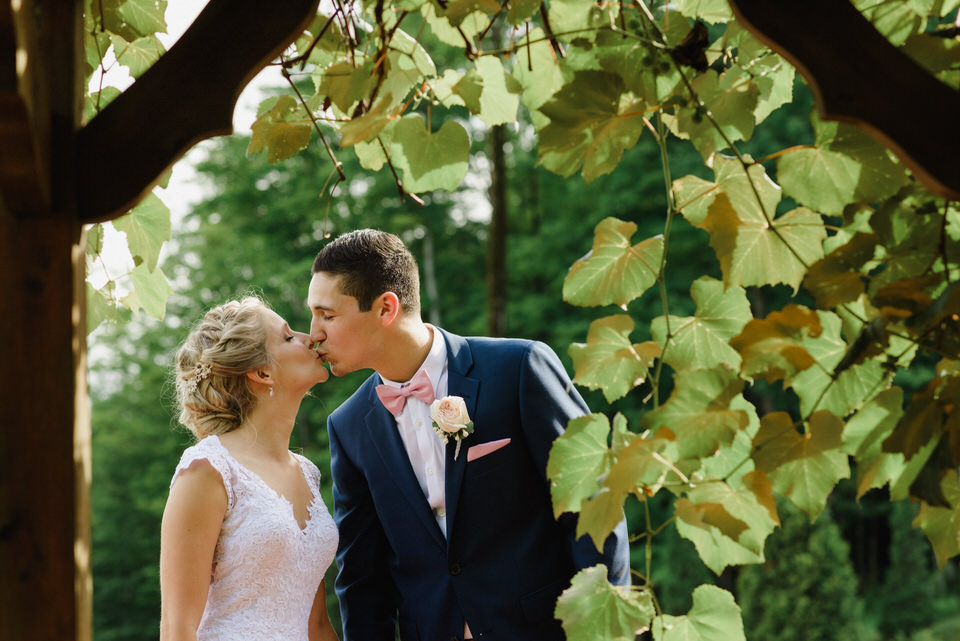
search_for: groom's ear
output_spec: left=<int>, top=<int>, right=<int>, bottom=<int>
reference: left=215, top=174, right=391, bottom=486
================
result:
left=376, top=291, right=401, bottom=326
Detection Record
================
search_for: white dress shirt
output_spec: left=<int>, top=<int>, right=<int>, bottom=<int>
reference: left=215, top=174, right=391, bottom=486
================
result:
left=379, top=325, right=449, bottom=536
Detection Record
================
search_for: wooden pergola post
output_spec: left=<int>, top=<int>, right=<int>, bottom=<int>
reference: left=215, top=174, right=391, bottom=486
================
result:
left=0, top=1, right=318, bottom=639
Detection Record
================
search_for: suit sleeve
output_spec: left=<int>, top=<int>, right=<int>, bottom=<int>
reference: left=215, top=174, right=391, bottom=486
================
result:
left=517, top=341, right=631, bottom=586
left=328, top=415, right=398, bottom=640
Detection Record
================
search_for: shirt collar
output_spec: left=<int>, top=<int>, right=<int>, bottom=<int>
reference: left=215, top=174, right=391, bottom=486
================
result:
left=379, top=324, right=446, bottom=391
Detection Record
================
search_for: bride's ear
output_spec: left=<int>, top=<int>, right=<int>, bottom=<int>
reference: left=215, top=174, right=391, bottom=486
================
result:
left=246, top=368, right=272, bottom=386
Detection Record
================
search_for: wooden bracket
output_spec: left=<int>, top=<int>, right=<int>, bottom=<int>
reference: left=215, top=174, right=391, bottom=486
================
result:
left=77, top=0, right=320, bottom=224
left=729, top=0, right=960, bottom=201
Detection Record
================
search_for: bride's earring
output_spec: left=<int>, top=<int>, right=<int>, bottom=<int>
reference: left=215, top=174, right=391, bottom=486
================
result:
left=269, top=385, right=275, bottom=398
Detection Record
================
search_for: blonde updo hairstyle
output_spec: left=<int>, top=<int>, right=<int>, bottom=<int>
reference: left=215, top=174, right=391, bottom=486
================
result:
left=175, top=297, right=273, bottom=439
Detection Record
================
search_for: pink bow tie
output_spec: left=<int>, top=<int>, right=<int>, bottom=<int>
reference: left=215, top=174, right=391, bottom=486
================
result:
left=376, top=369, right=435, bottom=417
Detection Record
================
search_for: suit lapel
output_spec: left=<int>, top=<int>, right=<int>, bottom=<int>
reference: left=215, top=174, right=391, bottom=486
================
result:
left=440, top=330, right=479, bottom=549
left=364, top=381, right=446, bottom=549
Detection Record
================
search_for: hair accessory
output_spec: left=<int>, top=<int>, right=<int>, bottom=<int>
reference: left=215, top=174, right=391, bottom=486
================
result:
left=186, top=361, right=212, bottom=394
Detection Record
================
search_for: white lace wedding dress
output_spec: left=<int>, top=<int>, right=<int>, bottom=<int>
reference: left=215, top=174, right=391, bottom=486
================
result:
left=170, top=435, right=339, bottom=641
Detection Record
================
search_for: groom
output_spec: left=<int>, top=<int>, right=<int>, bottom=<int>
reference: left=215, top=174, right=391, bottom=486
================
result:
left=308, top=229, right=629, bottom=641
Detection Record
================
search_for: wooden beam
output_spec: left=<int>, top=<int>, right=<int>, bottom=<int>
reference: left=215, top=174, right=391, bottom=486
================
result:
left=728, top=0, right=960, bottom=201
left=77, top=0, right=320, bottom=224
left=0, top=0, right=51, bottom=214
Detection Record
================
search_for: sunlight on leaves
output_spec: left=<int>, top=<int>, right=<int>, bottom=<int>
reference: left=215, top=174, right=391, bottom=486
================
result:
left=557, top=566, right=655, bottom=641
left=570, top=315, right=661, bottom=403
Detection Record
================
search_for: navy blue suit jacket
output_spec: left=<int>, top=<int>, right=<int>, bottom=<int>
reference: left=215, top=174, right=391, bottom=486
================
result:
left=327, top=329, right=630, bottom=641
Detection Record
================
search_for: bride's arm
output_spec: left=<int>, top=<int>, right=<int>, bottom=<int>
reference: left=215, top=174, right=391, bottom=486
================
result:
left=159, top=461, right=228, bottom=641
left=308, top=579, right=340, bottom=641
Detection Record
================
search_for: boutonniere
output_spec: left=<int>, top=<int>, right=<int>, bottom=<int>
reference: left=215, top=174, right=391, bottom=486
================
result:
left=430, top=396, right=474, bottom=460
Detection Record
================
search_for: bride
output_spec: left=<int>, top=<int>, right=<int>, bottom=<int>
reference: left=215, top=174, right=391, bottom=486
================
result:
left=159, top=297, right=339, bottom=641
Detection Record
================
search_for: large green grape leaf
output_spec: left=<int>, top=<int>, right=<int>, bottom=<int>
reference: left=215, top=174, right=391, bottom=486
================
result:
left=675, top=498, right=763, bottom=574
left=697, top=396, right=761, bottom=485
left=778, top=115, right=909, bottom=215
left=752, top=410, right=850, bottom=519
left=650, top=277, right=752, bottom=371
left=389, top=115, right=470, bottom=193
left=702, top=195, right=826, bottom=292
left=111, top=192, right=170, bottom=272
left=557, top=566, right=655, bottom=641
left=681, top=476, right=779, bottom=563
left=117, top=0, right=167, bottom=36
left=653, top=586, right=746, bottom=641
left=547, top=413, right=614, bottom=517
left=723, top=26, right=795, bottom=123
left=579, top=428, right=676, bottom=548
left=791, top=311, right=887, bottom=418
left=852, top=0, right=924, bottom=46
left=642, top=365, right=750, bottom=461
left=512, top=27, right=565, bottom=112
left=665, top=69, right=759, bottom=159
left=317, top=59, right=377, bottom=113
left=86, top=283, right=120, bottom=334
left=506, top=0, right=542, bottom=24
left=455, top=57, right=523, bottom=127
left=248, top=95, right=312, bottom=164
left=122, top=263, right=173, bottom=321
left=421, top=0, right=488, bottom=47
left=548, top=0, right=618, bottom=43
left=730, top=304, right=821, bottom=384
left=914, top=470, right=960, bottom=569
left=569, top=315, right=661, bottom=403
left=538, top=71, right=647, bottom=182
left=110, top=33, right=165, bottom=78
left=563, top=217, right=663, bottom=308
left=671, top=0, right=733, bottom=22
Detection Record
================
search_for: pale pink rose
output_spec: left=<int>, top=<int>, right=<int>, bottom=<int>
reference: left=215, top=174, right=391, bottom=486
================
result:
left=430, top=396, right=471, bottom=434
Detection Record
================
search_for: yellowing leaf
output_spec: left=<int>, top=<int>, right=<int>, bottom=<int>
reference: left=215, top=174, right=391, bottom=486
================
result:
left=569, top=315, right=661, bottom=403
left=547, top=413, right=613, bottom=517
left=248, top=95, right=312, bottom=164
left=914, top=469, right=960, bottom=568
left=338, top=96, right=397, bottom=147
left=803, top=232, right=877, bottom=308
left=111, top=192, right=171, bottom=272
left=653, top=586, right=746, bottom=641
left=579, top=430, right=676, bottom=548
left=730, top=304, right=821, bottom=384
left=752, top=410, right=849, bottom=519
left=390, top=115, right=470, bottom=193
left=642, top=365, right=749, bottom=461
left=563, top=217, right=663, bottom=308
left=651, top=277, right=752, bottom=371
left=557, top=566, right=655, bottom=641
left=702, top=196, right=826, bottom=292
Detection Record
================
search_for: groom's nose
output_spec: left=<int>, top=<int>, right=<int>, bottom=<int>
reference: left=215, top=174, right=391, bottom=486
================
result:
left=309, top=320, right=325, bottom=343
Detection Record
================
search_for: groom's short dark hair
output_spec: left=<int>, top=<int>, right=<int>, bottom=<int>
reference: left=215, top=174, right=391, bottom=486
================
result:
left=312, top=229, right=420, bottom=313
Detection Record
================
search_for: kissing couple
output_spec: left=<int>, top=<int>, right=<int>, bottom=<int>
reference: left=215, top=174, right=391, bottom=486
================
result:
left=159, top=229, right=630, bottom=641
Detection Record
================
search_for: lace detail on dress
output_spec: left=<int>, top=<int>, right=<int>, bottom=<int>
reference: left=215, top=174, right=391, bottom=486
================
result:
left=170, top=435, right=339, bottom=641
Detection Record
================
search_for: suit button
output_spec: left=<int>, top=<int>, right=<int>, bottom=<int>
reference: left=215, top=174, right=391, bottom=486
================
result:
left=450, top=563, right=462, bottom=575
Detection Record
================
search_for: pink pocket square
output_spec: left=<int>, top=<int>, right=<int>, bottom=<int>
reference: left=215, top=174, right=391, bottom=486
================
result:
left=467, top=438, right=511, bottom=462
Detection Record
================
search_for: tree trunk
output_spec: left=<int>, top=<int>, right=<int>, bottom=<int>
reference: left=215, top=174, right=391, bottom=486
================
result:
left=486, top=123, right=508, bottom=337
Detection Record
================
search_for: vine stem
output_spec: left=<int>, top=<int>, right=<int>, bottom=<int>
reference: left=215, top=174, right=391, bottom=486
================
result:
left=280, top=66, right=346, bottom=183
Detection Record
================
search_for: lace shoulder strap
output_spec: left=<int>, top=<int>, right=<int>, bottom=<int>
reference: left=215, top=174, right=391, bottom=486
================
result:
left=293, top=452, right=323, bottom=493
left=170, top=436, right=237, bottom=509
